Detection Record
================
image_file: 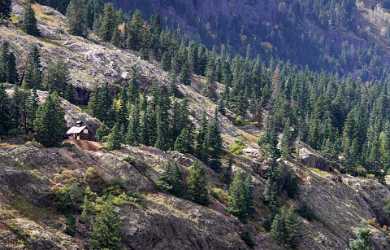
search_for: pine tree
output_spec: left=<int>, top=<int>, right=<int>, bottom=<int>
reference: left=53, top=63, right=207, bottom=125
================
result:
left=126, top=10, right=144, bottom=50
left=155, top=86, right=171, bottom=151
left=0, top=42, right=18, bottom=84
left=25, top=88, right=39, bottom=133
left=0, top=0, right=12, bottom=20
left=126, top=104, right=139, bottom=146
left=157, top=162, right=185, bottom=197
left=90, top=201, right=122, bottom=250
left=33, top=92, right=65, bottom=147
left=106, top=123, right=121, bottom=150
left=206, top=109, right=223, bottom=159
left=45, top=59, right=69, bottom=95
left=174, top=128, right=192, bottom=154
left=195, top=112, right=209, bottom=162
left=22, top=45, right=42, bottom=89
left=86, top=0, right=103, bottom=29
left=281, top=122, right=293, bottom=158
left=271, top=206, right=301, bottom=248
left=0, top=84, right=15, bottom=135
left=179, top=62, right=191, bottom=85
left=22, top=0, right=40, bottom=36
left=187, top=162, right=209, bottom=205
left=227, top=171, right=254, bottom=222
left=66, top=0, right=88, bottom=37
left=98, top=3, right=116, bottom=42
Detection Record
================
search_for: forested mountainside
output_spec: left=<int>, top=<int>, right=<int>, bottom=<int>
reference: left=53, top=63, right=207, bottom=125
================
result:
left=103, top=0, right=390, bottom=81
left=0, top=0, right=390, bottom=249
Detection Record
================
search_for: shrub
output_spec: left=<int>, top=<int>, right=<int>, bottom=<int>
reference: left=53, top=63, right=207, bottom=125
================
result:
left=229, top=139, right=246, bottom=155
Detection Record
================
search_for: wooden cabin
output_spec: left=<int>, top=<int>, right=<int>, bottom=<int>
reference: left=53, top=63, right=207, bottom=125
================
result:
left=66, top=121, right=90, bottom=140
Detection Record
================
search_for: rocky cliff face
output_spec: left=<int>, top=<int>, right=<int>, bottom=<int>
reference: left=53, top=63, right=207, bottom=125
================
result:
left=0, top=1, right=390, bottom=250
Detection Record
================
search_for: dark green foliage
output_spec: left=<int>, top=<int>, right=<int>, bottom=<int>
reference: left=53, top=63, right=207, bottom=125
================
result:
left=95, top=124, right=109, bottom=142
left=271, top=206, right=301, bottom=248
left=205, top=109, right=223, bottom=160
left=33, top=92, right=65, bottom=147
left=88, top=84, right=113, bottom=125
left=227, top=171, right=254, bottom=222
left=0, top=41, right=18, bottom=84
left=186, top=162, right=209, bottom=205
left=384, top=199, right=390, bottom=219
left=155, top=86, right=171, bottom=150
left=157, top=162, right=185, bottom=197
left=66, top=0, right=88, bottom=37
left=179, top=62, right=191, bottom=85
left=45, top=59, right=70, bottom=95
left=0, top=0, right=12, bottom=20
left=64, top=214, right=76, bottom=236
left=126, top=10, right=144, bottom=50
left=106, top=123, right=122, bottom=150
left=22, top=45, right=42, bottom=89
left=349, top=227, right=373, bottom=250
left=126, top=103, right=139, bottom=146
left=22, top=0, right=40, bottom=36
left=35, top=0, right=70, bottom=13
left=174, top=128, right=192, bottom=154
left=0, top=84, right=16, bottom=135
left=98, top=3, right=116, bottom=42
left=90, top=201, right=122, bottom=250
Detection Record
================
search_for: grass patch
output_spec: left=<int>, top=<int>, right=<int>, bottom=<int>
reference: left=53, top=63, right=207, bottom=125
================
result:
left=10, top=196, right=57, bottom=223
left=310, top=168, right=331, bottom=178
left=229, top=139, right=246, bottom=156
left=210, top=187, right=229, bottom=204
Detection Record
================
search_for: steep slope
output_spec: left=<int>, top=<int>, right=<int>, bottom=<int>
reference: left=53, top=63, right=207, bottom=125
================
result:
left=0, top=1, right=390, bottom=250
left=108, top=0, right=390, bottom=80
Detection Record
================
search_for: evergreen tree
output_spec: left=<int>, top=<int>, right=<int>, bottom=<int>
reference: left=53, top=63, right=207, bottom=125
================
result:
left=349, top=227, right=373, bottom=250
left=45, top=59, right=69, bottom=95
left=126, top=10, right=144, bottom=50
left=187, top=162, right=209, bottom=205
left=88, top=84, right=113, bottom=125
left=157, top=162, right=185, bottom=197
left=98, top=3, right=116, bottom=42
left=66, top=0, right=88, bottom=37
left=271, top=206, right=301, bottom=248
left=86, top=0, right=103, bottom=29
left=106, top=123, right=121, bottom=150
left=126, top=104, right=139, bottom=146
left=155, top=86, right=171, bottom=151
left=22, top=0, right=40, bottom=36
left=90, top=201, right=122, bottom=250
left=195, top=112, right=209, bottom=162
left=0, top=42, right=18, bottom=84
left=0, top=84, right=15, bottom=135
left=22, top=45, right=42, bottom=89
left=281, top=122, right=294, bottom=158
left=174, top=128, right=192, bottom=154
left=179, top=62, right=191, bottom=85
left=227, top=171, right=254, bottom=222
left=206, top=109, right=223, bottom=159
left=33, top=92, right=65, bottom=147
left=25, top=88, right=39, bottom=133
left=0, top=0, right=12, bottom=20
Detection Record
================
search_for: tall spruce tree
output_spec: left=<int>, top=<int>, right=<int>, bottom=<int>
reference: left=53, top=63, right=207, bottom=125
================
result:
left=0, top=42, right=18, bottom=84
left=33, top=92, right=65, bottom=147
left=98, top=3, right=116, bottom=42
left=227, top=171, right=254, bottom=222
left=45, top=59, right=69, bottom=95
left=66, top=0, right=88, bottom=37
left=106, top=123, right=121, bottom=150
left=126, top=10, right=144, bottom=50
left=174, top=128, right=192, bottom=154
left=187, top=161, right=209, bottom=205
left=157, top=162, right=185, bottom=197
left=22, top=45, right=42, bottom=89
left=155, top=86, right=171, bottom=151
left=0, top=84, right=15, bottom=135
left=206, top=109, right=223, bottom=160
left=22, top=0, right=40, bottom=36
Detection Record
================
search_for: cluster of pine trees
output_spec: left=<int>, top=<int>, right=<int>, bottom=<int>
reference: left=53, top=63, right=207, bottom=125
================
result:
left=88, top=70, right=223, bottom=164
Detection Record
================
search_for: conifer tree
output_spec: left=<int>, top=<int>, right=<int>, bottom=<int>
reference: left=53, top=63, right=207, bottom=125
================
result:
left=86, top=0, right=103, bottom=29
left=155, top=86, right=171, bottom=151
left=90, top=201, right=121, bottom=250
left=126, top=10, right=144, bottom=50
left=25, top=88, right=38, bottom=133
left=22, top=45, right=42, bottom=89
left=33, top=92, right=65, bottom=147
left=271, top=206, right=301, bottom=248
left=0, top=0, right=12, bottom=20
left=195, top=112, right=209, bottom=162
left=206, top=109, right=223, bottom=159
left=66, top=0, right=88, bottom=37
left=187, top=161, right=209, bottom=205
left=0, top=84, right=15, bottom=135
left=174, top=128, right=192, bottom=154
left=157, top=162, right=184, bottom=197
left=106, top=123, right=121, bottom=150
left=22, top=0, right=40, bottom=36
left=126, top=104, right=139, bottom=146
left=227, top=171, right=254, bottom=222
left=98, top=3, right=116, bottom=42
left=179, top=62, right=191, bottom=85
left=0, top=42, right=18, bottom=84
left=45, top=59, right=69, bottom=95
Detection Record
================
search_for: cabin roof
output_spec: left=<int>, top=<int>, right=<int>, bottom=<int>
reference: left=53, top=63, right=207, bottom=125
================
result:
left=66, top=125, right=88, bottom=135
